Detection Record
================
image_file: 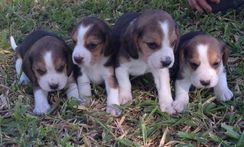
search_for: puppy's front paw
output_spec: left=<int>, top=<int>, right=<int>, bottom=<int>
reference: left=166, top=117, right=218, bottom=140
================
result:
left=172, top=100, right=188, bottom=113
left=79, top=97, right=91, bottom=106
left=119, top=91, right=132, bottom=105
left=106, top=105, right=122, bottom=117
left=160, top=103, right=175, bottom=114
left=216, top=88, right=233, bottom=101
left=33, top=103, right=50, bottom=115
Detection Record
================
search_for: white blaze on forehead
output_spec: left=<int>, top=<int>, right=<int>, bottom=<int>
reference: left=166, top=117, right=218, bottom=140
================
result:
left=197, top=44, right=209, bottom=66
left=44, top=51, right=54, bottom=71
left=77, top=25, right=91, bottom=45
left=160, top=21, right=170, bottom=46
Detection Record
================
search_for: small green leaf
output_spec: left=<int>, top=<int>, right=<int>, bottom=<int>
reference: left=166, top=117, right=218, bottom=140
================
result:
left=140, top=114, right=147, bottom=145
left=237, top=132, right=244, bottom=147
left=177, top=132, right=196, bottom=140
left=221, top=123, right=240, bottom=140
left=117, top=138, right=140, bottom=147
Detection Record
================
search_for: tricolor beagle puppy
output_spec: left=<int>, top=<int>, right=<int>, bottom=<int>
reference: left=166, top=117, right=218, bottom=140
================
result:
left=10, top=30, right=80, bottom=114
left=111, top=10, right=180, bottom=114
left=172, top=32, right=233, bottom=113
left=71, top=17, right=121, bottom=116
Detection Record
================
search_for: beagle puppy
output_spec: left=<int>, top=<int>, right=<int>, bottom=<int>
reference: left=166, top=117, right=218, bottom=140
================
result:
left=111, top=10, right=180, bottom=114
left=10, top=30, right=80, bottom=114
left=172, top=31, right=233, bottom=113
left=71, top=17, right=120, bottom=116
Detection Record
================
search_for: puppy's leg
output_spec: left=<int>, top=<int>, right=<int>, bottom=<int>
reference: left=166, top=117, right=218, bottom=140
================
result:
left=116, top=66, right=132, bottom=104
left=77, top=73, right=91, bottom=105
left=66, top=76, right=80, bottom=100
left=214, top=70, right=233, bottom=101
left=152, top=68, right=175, bottom=114
left=33, top=88, right=50, bottom=114
left=15, top=58, right=22, bottom=76
left=172, top=78, right=191, bottom=113
left=103, top=67, right=121, bottom=117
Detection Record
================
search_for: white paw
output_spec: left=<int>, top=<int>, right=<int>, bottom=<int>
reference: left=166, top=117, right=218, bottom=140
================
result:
left=33, top=103, right=50, bottom=115
left=159, top=103, right=176, bottom=114
left=119, top=91, right=132, bottom=105
left=79, top=97, right=91, bottom=106
left=172, top=100, right=188, bottom=113
left=216, top=88, right=233, bottom=101
left=106, top=105, right=122, bottom=117
left=69, top=95, right=91, bottom=106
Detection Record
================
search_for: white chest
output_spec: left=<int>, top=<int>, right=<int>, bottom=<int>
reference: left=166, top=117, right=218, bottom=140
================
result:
left=127, top=59, right=149, bottom=76
left=83, top=65, right=104, bottom=84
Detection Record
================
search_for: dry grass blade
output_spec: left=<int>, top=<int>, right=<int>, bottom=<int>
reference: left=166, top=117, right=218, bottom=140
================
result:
left=159, top=127, right=168, bottom=147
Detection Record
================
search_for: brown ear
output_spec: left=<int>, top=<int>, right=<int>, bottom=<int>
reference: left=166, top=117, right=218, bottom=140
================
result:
left=221, top=42, right=230, bottom=65
left=71, top=25, right=78, bottom=43
left=22, top=54, right=37, bottom=84
left=123, top=21, right=139, bottom=59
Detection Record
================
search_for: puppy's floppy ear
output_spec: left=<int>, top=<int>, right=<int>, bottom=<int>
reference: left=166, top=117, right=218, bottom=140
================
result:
left=220, top=41, right=230, bottom=65
left=174, top=23, right=180, bottom=53
left=103, top=25, right=113, bottom=56
left=22, top=54, right=37, bottom=84
left=71, top=25, right=78, bottom=44
left=176, top=42, right=187, bottom=79
left=123, top=20, right=139, bottom=59
left=64, top=45, right=73, bottom=76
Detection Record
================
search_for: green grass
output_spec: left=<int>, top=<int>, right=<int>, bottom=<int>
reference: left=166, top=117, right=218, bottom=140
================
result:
left=0, top=0, right=243, bottom=146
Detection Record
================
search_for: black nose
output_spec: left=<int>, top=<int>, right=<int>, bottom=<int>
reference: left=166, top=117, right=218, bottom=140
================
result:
left=200, top=80, right=210, bottom=86
left=74, top=56, right=84, bottom=64
left=161, top=57, right=172, bottom=67
left=49, top=83, right=59, bottom=90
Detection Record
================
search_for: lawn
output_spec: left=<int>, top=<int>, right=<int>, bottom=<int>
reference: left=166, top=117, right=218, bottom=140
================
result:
left=0, top=0, right=243, bottom=146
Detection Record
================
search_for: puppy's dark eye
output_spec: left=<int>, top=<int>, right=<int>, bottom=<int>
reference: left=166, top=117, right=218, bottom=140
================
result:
left=86, top=43, right=98, bottom=50
left=146, top=42, right=158, bottom=50
left=57, top=64, right=65, bottom=72
left=36, top=69, right=46, bottom=75
left=189, top=62, right=199, bottom=70
left=212, top=61, right=220, bottom=69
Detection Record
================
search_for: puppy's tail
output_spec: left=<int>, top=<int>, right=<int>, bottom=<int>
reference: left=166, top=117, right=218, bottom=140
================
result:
left=10, top=36, right=17, bottom=50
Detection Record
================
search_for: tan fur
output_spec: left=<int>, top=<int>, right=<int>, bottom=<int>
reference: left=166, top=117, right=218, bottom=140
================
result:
left=106, top=67, right=118, bottom=89
left=84, top=34, right=104, bottom=64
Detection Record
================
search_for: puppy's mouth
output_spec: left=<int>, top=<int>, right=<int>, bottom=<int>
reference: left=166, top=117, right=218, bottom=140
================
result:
left=40, top=83, right=65, bottom=92
left=160, top=62, right=173, bottom=69
left=193, top=83, right=213, bottom=89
